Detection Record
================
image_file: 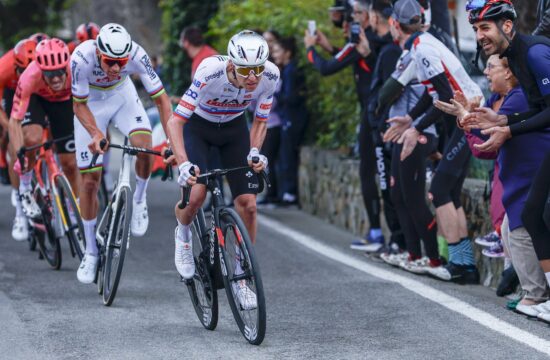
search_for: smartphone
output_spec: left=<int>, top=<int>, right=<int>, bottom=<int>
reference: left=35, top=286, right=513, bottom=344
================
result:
left=350, top=22, right=361, bottom=44
left=308, top=20, right=316, bottom=36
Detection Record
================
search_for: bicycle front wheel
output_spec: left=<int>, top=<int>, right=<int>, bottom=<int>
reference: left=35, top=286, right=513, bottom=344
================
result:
left=34, top=188, right=62, bottom=270
left=55, top=175, right=85, bottom=260
left=102, top=186, right=131, bottom=306
left=218, top=208, right=266, bottom=345
left=186, top=210, right=218, bottom=330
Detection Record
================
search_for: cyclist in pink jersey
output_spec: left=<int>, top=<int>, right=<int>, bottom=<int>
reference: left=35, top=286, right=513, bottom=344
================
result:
left=8, top=38, right=79, bottom=219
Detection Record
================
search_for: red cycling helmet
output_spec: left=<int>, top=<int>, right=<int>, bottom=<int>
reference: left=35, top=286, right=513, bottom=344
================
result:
left=13, top=39, right=38, bottom=69
left=29, top=32, right=50, bottom=43
left=75, top=22, right=100, bottom=43
left=467, top=0, right=517, bottom=24
left=35, top=38, right=70, bottom=71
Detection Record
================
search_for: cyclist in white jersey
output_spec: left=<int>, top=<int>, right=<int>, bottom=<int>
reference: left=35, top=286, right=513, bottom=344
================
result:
left=166, top=30, right=278, bottom=309
left=71, top=23, right=172, bottom=284
left=387, top=0, right=484, bottom=284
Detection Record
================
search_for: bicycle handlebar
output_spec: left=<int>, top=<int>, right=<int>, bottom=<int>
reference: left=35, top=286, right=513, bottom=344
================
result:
left=177, top=157, right=271, bottom=210
left=17, top=133, right=75, bottom=166
left=90, top=138, right=174, bottom=181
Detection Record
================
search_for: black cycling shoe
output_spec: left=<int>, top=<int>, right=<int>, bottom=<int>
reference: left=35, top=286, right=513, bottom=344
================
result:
left=496, top=265, right=519, bottom=297
left=427, top=262, right=479, bottom=284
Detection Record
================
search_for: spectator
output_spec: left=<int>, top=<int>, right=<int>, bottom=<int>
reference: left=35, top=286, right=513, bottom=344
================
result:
left=275, top=37, right=308, bottom=206
left=436, top=54, right=550, bottom=317
left=180, top=26, right=218, bottom=77
left=263, top=29, right=281, bottom=59
left=534, top=0, right=550, bottom=37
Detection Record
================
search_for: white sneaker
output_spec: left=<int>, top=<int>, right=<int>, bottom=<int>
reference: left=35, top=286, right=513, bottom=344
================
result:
left=12, top=216, right=29, bottom=241
left=77, top=254, right=99, bottom=284
left=232, top=280, right=257, bottom=310
left=20, top=190, right=41, bottom=219
left=380, top=252, right=409, bottom=267
left=533, top=300, right=550, bottom=314
left=131, top=200, right=148, bottom=237
left=400, top=256, right=431, bottom=274
left=174, top=226, right=195, bottom=279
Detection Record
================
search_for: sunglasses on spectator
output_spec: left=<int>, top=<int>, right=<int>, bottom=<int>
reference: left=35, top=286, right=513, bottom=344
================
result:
left=43, top=68, right=67, bottom=78
left=100, top=54, right=129, bottom=68
left=234, top=65, right=265, bottom=78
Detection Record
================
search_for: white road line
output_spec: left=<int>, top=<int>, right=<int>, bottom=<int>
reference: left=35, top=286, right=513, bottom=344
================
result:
left=259, top=216, right=550, bottom=356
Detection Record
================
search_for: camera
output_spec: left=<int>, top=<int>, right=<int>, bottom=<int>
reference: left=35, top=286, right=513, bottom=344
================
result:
left=350, top=22, right=361, bottom=44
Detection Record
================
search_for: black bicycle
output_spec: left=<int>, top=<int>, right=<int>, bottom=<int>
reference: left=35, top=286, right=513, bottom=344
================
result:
left=92, top=139, right=172, bottom=306
left=180, top=161, right=268, bottom=345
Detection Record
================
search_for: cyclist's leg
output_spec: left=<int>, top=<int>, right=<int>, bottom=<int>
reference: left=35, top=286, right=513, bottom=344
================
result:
left=18, top=96, right=46, bottom=211
left=112, top=82, right=153, bottom=205
left=42, top=98, right=79, bottom=194
left=218, top=116, right=260, bottom=243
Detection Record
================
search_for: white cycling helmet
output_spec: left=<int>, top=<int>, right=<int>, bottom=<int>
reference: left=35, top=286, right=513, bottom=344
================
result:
left=227, top=30, right=269, bottom=67
left=96, top=23, right=132, bottom=58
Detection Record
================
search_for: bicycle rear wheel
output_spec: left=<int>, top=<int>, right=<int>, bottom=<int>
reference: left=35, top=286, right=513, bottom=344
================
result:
left=55, top=175, right=85, bottom=260
left=186, top=210, right=218, bottom=330
left=102, top=186, right=131, bottom=306
left=34, top=188, right=62, bottom=270
left=218, top=208, right=266, bottom=345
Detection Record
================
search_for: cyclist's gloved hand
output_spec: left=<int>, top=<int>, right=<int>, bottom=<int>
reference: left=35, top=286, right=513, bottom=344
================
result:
left=247, top=147, right=268, bottom=173
left=178, top=161, right=198, bottom=187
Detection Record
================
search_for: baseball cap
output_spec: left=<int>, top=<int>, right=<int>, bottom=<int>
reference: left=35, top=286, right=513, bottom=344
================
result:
left=392, top=0, right=422, bottom=25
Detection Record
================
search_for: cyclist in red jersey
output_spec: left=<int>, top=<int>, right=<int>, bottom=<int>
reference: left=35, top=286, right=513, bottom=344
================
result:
left=0, top=38, right=37, bottom=241
left=8, top=38, right=79, bottom=219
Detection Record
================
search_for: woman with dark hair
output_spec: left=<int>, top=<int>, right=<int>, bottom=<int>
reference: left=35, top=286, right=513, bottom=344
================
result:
left=272, top=37, right=309, bottom=205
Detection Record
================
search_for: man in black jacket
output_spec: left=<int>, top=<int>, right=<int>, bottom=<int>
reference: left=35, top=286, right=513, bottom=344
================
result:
left=534, top=0, right=550, bottom=37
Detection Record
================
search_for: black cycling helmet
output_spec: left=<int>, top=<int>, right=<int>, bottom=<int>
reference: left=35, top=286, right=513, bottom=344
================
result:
left=467, top=0, right=517, bottom=24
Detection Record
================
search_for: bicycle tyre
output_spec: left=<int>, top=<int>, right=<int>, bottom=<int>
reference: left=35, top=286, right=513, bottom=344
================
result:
left=218, top=208, right=266, bottom=345
left=34, top=188, right=62, bottom=270
left=102, top=186, right=131, bottom=306
left=55, top=175, right=85, bottom=260
left=186, top=210, right=218, bottom=330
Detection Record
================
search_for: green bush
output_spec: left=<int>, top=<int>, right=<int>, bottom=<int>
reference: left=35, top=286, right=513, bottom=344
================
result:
left=209, top=0, right=359, bottom=149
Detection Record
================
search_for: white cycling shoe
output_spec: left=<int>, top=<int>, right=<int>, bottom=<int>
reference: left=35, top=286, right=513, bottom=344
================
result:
left=232, top=281, right=258, bottom=310
left=174, top=226, right=195, bottom=279
left=12, top=216, right=29, bottom=241
left=77, top=254, right=99, bottom=284
left=20, top=190, right=41, bottom=219
left=131, top=200, right=149, bottom=237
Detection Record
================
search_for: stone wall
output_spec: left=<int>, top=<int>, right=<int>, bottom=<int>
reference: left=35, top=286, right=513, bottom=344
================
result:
left=299, top=146, right=503, bottom=288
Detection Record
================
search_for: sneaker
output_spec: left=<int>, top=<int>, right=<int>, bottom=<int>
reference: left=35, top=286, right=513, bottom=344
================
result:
left=351, top=232, right=386, bottom=251
left=538, top=312, right=550, bottom=324
left=174, top=226, right=195, bottom=279
left=400, top=256, right=431, bottom=274
left=20, top=190, right=41, bottom=219
left=515, top=302, right=540, bottom=317
left=533, top=300, right=550, bottom=315
left=474, top=231, right=500, bottom=247
left=496, top=265, right=519, bottom=297
left=12, top=216, right=28, bottom=241
left=427, top=262, right=480, bottom=284
left=481, top=240, right=504, bottom=258
left=380, top=251, right=409, bottom=267
left=131, top=200, right=148, bottom=237
left=232, top=280, right=257, bottom=310
left=77, top=254, right=99, bottom=284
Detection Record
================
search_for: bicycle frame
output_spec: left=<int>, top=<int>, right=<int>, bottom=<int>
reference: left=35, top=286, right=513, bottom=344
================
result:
left=32, top=129, right=77, bottom=237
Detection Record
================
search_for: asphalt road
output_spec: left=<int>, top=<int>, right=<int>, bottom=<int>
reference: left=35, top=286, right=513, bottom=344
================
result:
left=1, top=179, right=550, bottom=359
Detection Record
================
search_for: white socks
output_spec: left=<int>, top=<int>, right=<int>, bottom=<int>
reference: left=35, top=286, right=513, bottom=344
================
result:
left=19, top=171, right=32, bottom=193
left=83, top=218, right=98, bottom=256
left=176, top=220, right=191, bottom=243
left=13, top=189, right=24, bottom=217
left=134, top=175, right=150, bottom=204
